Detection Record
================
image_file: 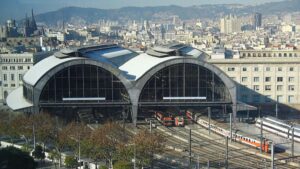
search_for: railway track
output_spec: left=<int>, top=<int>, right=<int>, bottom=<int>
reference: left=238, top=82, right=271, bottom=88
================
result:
left=151, top=120, right=299, bottom=169
left=127, top=121, right=299, bottom=168
left=205, top=117, right=300, bottom=164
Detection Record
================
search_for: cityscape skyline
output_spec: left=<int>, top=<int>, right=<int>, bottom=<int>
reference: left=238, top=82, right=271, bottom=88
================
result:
left=2, top=0, right=300, bottom=168
left=0, top=0, right=284, bottom=21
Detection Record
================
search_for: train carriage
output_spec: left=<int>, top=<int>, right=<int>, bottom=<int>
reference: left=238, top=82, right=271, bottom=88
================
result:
left=187, top=110, right=271, bottom=153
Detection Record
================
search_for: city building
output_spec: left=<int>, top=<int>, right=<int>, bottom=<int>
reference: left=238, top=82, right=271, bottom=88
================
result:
left=0, top=53, right=34, bottom=104
left=0, top=19, right=18, bottom=38
left=6, top=44, right=245, bottom=124
left=254, top=13, right=262, bottom=30
left=24, top=9, right=38, bottom=37
left=0, top=52, right=52, bottom=104
left=220, top=15, right=241, bottom=34
left=209, top=49, right=300, bottom=113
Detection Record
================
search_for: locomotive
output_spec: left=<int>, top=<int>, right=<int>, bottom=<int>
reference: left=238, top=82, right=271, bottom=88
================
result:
left=154, top=111, right=185, bottom=127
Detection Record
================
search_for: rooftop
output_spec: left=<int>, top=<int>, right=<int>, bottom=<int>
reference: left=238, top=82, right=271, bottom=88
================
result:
left=23, top=44, right=206, bottom=86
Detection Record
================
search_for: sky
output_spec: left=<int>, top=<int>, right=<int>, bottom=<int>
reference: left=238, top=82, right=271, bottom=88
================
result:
left=4, top=0, right=285, bottom=10
left=0, top=0, right=284, bottom=21
left=30, top=0, right=283, bottom=8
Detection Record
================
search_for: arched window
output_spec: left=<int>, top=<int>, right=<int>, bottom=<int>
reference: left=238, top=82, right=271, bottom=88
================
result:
left=40, top=65, right=129, bottom=103
left=139, top=63, right=231, bottom=103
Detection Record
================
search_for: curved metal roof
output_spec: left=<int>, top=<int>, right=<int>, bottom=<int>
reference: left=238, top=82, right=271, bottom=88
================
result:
left=23, top=55, right=81, bottom=86
left=6, top=87, right=33, bottom=110
left=8, top=44, right=241, bottom=113
left=119, top=53, right=181, bottom=81
left=23, top=44, right=205, bottom=86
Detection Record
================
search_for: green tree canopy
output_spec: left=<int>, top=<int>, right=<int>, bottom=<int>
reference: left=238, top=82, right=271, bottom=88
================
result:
left=32, top=145, right=45, bottom=160
left=113, top=160, right=132, bottom=169
left=0, top=146, right=36, bottom=169
left=64, top=156, right=78, bottom=168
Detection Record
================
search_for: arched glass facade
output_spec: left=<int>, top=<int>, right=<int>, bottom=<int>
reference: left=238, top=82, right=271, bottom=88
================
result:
left=23, top=83, right=33, bottom=102
left=40, top=64, right=129, bottom=103
left=139, top=63, right=231, bottom=103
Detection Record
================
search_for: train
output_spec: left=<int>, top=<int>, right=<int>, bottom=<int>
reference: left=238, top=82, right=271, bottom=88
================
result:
left=154, top=111, right=185, bottom=127
left=186, top=110, right=271, bottom=153
left=256, top=116, right=300, bottom=142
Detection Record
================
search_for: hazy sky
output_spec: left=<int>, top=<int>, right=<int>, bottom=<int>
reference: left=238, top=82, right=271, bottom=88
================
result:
left=0, top=0, right=285, bottom=21
left=12, top=0, right=285, bottom=10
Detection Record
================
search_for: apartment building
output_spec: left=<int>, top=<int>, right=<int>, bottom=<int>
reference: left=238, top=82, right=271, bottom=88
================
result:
left=209, top=49, right=300, bottom=112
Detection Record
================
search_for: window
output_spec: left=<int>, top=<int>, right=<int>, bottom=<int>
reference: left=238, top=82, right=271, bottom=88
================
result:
left=241, top=85, right=248, bottom=91
left=253, top=85, right=260, bottom=91
left=27, top=66, right=30, bottom=70
left=277, top=85, right=283, bottom=91
left=19, top=74, right=22, bottom=81
left=289, top=67, right=294, bottom=71
left=2, top=66, right=7, bottom=70
left=265, top=77, right=271, bottom=82
left=265, top=67, right=271, bottom=71
left=18, top=66, right=23, bottom=70
left=288, top=95, right=295, bottom=103
left=10, top=66, right=15, bottom=70
left=278, top=67, right=282, bottom=71
left=288, top=85, right=295, bottom=91
left=242, top=67, right=247, bottom=71
left=228, top=67, right=235, bottom=71
left=11, top=84, right=15, bottom=87
left=253, top=77, right=259, bottom=82
left=277, top=77, right=283, bottom=82
left=3, top=74, right=7, bottom=81
left=265, top=95, right=272, bottom=103
left=242, top=77, right=248, bottom=82
left=253, top=95, right=260, bottom=103
left=241, top=95, right=248, bottom=102
left=4, top=84, right=8, bottom=87
left=277, top=95, right=283, bottom=102
left=288, top=77, right=295, bottom=82
left=254, top=67, right=259, bottom=71
left=11, top=74, right=14, bottom=81
left=265, top=85, right=271, bottom=91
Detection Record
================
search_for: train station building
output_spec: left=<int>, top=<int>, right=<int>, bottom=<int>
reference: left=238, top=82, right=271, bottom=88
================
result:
left=7, top=44, right=248, bottom=124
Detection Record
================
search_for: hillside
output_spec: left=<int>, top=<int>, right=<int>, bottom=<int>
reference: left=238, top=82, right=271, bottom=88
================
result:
left=31, top=0, right=300, bottom=25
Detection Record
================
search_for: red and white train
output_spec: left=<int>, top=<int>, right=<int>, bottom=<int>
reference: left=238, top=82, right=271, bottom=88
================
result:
left=186, top=110, right=271, bottom=153
left=154, top=111, right=185, bottom=127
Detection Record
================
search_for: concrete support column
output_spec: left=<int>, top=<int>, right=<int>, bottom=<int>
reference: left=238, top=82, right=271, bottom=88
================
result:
left=131, top=104, right=138, bottom=127
left=231, top=102, right=237, bottom=125
left=128, top=89, right=141, bottom=127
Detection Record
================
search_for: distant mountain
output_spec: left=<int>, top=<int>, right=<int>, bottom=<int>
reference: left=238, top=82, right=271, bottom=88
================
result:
left=30, top=0, right=300, bottom=25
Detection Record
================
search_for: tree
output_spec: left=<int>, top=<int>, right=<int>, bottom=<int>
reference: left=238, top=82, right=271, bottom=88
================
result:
left=132, top=129, right=166, bottom=168
left=10, top=114, right=33, bottom=148
left=0, top=111, right=23, bottom=143
left=64, top=156, right=78, bottom=168
left=30, top=113, right=56, bottom=150
left=0, top=146, right=36, bottom=169
left=83, top=121, right=126, bottom=169
left=48, top=149, right=60, bottom=169
left=60, top=121, right=92, bottom=156
left=113, top=160, right=132, bottom=169
left=32, top=145, right=45, bottom=161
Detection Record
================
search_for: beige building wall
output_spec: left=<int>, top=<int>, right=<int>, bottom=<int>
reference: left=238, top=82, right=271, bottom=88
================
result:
left=209, top=53, right=300, bottom=112
left=0, top=53, right=34, bottom=104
